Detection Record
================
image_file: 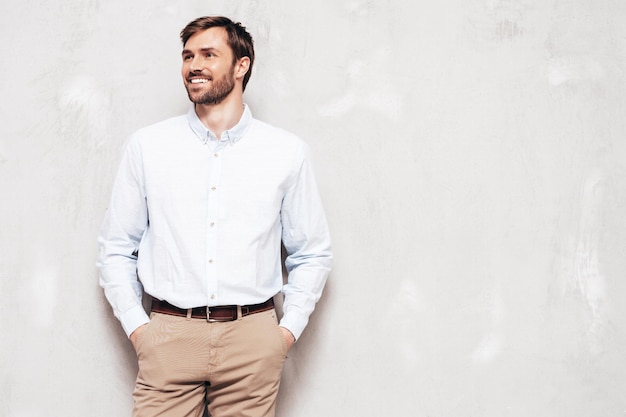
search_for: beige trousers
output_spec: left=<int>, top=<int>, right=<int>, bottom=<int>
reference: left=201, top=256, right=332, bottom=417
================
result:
left=132, top=309, right=288, bottom=417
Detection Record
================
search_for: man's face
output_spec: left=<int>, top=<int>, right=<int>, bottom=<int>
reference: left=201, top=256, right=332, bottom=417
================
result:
left=182, top=27, right=236, bottom=105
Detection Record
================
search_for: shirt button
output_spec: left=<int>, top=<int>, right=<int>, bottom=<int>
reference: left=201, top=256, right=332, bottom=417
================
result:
left=210, top=294, right=215, bottom=300
left=214, top=153, right=219, bottom=158
left=210, top=222, right=215, bottom=227
left=211, top=186, right=217, bottom=191
left=208, top=259, right=214, bottom=264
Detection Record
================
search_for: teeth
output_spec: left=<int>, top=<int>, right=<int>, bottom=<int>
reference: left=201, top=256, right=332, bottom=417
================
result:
left=190, top=79, right=208, bottom=84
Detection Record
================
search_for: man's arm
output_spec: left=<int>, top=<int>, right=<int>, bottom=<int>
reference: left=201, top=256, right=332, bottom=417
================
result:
left=279, top=144, right=333, bottom=341
left=96, top=136, right=150, bottom=338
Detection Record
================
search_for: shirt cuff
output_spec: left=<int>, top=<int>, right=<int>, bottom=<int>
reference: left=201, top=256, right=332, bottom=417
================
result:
left=278, top=310, right=308, bottom=341
left=120, top=304, right=150, bottom=337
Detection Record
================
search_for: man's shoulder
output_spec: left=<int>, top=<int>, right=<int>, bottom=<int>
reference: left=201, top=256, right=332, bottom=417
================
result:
left=132, top=114, right=188, bottom=139
left=249, top=118, right=306, bottom=149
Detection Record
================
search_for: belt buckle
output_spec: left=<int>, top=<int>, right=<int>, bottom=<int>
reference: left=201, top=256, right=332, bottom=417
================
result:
left=205, top=306, right=238, bottom=322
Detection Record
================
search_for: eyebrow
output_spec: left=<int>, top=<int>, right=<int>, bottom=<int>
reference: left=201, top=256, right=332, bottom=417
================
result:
left=182, top=47, right=219, bottom=56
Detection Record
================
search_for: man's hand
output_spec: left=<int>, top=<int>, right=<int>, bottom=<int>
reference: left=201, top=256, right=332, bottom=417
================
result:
left=279, top=326, right=296, bottom=352
left=129, top=324, right=148, bottom=351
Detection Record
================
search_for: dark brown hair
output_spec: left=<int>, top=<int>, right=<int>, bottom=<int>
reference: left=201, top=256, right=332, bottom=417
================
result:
left=180, top=16, right=255, bottom=91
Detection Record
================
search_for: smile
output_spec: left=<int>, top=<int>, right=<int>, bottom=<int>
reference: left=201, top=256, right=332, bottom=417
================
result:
left=190, top=78, right=209, bottom=84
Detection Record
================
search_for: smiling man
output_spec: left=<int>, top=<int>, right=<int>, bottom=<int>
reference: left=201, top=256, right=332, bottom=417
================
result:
left=97, top=16, right=332, bottom=417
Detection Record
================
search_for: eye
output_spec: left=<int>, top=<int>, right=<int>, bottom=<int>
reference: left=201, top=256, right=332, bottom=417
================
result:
left=183, top=55, right=193, bottom=61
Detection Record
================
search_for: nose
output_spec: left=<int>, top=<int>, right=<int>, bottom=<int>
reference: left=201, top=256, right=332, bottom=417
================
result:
left=189, top=56, right=203, bottom=72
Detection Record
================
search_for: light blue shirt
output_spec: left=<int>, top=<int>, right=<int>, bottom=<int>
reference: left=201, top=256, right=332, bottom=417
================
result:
left=97, top=105, right=332, bottom=340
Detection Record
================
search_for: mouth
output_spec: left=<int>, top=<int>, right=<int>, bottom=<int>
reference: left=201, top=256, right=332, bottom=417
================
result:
left=189, top=78, right=209, bottom=84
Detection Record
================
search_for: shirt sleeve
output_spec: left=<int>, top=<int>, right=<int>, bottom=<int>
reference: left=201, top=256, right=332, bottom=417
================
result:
left=96, top=136, right=150, bottom=337
left=279, top=143, right=333, bottom=340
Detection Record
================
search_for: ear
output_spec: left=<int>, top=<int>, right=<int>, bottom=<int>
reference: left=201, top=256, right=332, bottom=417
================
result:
left=234, top=57, right=251, bottom=80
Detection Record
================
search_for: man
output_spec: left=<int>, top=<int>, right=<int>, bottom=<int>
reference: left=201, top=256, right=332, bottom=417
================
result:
left=97, top=16, right=332, bottom=417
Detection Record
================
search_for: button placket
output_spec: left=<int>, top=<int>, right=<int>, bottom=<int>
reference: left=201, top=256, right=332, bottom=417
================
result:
left=205, top=149, right=222, bottom=304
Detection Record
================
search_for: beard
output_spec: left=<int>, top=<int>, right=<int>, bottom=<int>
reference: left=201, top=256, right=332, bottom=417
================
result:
left=185, top=66, right=235, bottom=105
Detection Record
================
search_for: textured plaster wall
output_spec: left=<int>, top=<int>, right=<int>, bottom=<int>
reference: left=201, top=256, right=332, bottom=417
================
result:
left=2, top=1, right=626, bottom=416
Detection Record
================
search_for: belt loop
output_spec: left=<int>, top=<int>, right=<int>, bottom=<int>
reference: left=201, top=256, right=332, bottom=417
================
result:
left=236, top=305, right=242, bottom=321
left=186, top=308, right=192, bottom=321
left=206, top=306, right=211, bottom=322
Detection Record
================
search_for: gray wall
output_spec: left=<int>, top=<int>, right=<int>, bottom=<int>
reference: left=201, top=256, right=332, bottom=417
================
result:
left=2, top=1, right=626, bottom=416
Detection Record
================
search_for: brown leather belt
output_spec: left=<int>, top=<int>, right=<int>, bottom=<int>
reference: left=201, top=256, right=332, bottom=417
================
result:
left=151, top=297, right=274, bottom=321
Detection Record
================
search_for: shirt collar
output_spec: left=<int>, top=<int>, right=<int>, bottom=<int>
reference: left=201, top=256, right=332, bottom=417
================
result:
left=187, top=104, right=252, bottom=146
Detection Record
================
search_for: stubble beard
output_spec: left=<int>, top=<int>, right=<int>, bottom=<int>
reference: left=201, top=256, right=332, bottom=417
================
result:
left=186, top=66, right=236, bottom=106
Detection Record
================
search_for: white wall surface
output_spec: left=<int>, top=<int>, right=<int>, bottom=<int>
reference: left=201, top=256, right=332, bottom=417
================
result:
left=2, top=1, right=626, bottom=416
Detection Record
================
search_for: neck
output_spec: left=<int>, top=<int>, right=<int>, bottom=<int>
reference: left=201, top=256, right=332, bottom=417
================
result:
left=194, top=93, right=244, bottom=139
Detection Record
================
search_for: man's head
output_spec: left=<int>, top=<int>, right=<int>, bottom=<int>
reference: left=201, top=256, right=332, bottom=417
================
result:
left=180, top=16, right=255, bottom=91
